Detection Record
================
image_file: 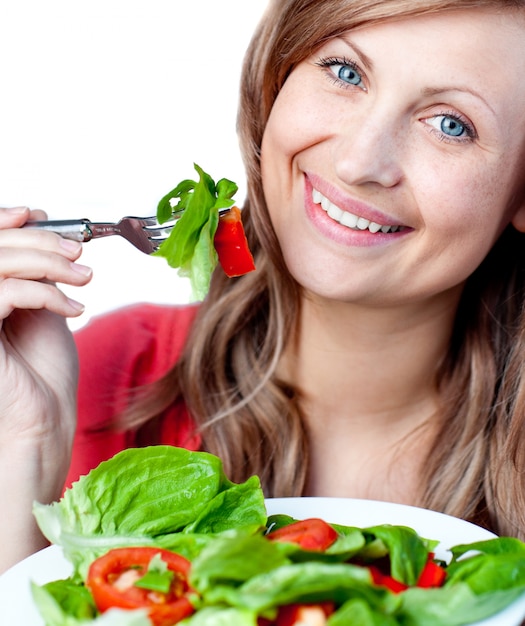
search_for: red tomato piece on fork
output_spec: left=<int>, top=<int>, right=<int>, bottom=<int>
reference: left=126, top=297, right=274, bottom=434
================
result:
left=214, top=205, right=256, bottom=277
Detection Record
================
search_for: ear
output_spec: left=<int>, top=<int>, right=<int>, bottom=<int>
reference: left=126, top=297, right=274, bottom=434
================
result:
left=511, top=200, right=525, bottom=233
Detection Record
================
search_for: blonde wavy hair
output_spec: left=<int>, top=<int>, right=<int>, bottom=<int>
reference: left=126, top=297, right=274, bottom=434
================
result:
left=129, top=0, right=525, bottom=538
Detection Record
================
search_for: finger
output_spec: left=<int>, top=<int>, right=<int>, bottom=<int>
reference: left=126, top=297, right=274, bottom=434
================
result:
left=0, top=247, right=92, bottom=286
left=0, top=207, right=48, bottom=227
left=27, top=208, right=48, bottom=221
left=0, top=278, right=85, bottom=318
left=0, top=206, right=31, bottom=229
left=0, top=227, right=84, bottom=262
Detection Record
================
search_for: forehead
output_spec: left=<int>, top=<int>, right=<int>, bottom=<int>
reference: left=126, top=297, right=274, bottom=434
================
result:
left=329, top=8, right=525, bottom=126
left=339, top=7, right=525, bottom=78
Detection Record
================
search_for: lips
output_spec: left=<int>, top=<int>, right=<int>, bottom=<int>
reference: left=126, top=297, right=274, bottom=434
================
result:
left=311, top=188, right=405, bottom=234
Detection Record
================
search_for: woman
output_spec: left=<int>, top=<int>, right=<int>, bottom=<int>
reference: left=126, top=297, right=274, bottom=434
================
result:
left=2, top=0, right=525, bottom=573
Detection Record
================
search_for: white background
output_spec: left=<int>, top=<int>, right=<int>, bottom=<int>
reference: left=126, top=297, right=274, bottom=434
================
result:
left=0, top=0, right=268, bottom=329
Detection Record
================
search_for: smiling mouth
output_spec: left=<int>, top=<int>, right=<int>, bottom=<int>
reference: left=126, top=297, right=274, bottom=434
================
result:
left=312, top=188, right=404, bottom=234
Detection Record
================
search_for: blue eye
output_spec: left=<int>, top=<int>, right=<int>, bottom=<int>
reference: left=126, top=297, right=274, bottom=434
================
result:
left=333, top=63, right=363, bottom=87
left=426, top=114, right=471, bottom=139
left=317, top=56, right=365, bottom=90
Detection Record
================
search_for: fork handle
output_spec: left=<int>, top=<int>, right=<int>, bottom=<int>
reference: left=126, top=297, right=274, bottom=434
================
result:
left=24, top=219, right=94, bottom=242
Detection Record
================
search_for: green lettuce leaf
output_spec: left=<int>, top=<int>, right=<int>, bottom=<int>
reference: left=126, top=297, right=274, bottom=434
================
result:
left=33, top=446, right=266, bottom=578
left=200, top=561, right=392, bottom=613
left=328, top=597, right=399, bottom=626
left=31, top=582, right=150, bottom=626
left=179, top=606, right=259, bottom=626
left=154, top=163, right=237, bottom=300
left=190, top=532, right=291, bottom=594
left=30, top=445, right=525, bottom=626
left=396, top=584, right=525, bottom=626
left=361, top=525, right=428, bottom=586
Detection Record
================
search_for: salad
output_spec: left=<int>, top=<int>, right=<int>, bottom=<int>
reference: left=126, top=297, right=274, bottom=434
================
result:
left=31, top=446, right=525, bottom=626
left=154, top=164, right=255, bottom=300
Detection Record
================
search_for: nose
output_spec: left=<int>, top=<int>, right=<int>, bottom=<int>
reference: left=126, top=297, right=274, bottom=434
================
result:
left=333, top=105, right=404, bottom=189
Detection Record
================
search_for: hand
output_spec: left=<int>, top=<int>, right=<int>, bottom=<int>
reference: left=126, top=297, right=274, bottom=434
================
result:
left=0, top=206, right=93, bottom=571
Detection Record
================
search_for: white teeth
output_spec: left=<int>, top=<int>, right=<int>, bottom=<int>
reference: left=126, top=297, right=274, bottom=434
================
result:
left=356, top=217, right=370, bottom=230
left=340, top=211, right=358, bottom=228
left=327, top=203, right=344, bottom=222
left=312, top=187, right=401, bottom=234
left=312, top=189, right=323, bottom=204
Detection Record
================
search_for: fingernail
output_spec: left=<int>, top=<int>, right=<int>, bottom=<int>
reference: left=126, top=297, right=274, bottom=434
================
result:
left=6, top=206, right=28, bottom=214
left=59, top=238, right=82, bottom=253
left=66, top=298, right=85, bottom=313
left=69, top=262, right=92, bottom=277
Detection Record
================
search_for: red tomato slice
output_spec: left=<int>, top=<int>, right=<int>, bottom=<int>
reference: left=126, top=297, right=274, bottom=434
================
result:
left=267, top=518, right=338, bottom=551
left=275, top=602, right=335, bottom=626
left=368, top=565, right=409, bottom=593
left=417, top=558, right=447, bottom=588
left=369, top=552, right=446, bottom=593
left=214, top=205, right=256, bottom=277
left=87, top=547, right=195, bottom=626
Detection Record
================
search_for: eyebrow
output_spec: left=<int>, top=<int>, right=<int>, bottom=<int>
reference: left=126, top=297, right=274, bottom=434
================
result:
left=421, top=86, right=496, bottom=117
left=339, top=36, right=374, bottom=71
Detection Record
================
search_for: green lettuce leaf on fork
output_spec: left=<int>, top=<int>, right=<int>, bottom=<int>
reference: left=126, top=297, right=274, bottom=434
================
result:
left=154, top=163, right=238, bottom=300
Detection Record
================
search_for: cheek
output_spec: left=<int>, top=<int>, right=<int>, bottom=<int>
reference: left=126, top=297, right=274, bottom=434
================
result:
left=260, top=97, right=300, bottom=216
left=413, top=161, right=515, bottom=284
left=261, top=72, right=330, bottom=171
left=261, top=100, right=299, bottom=171
left=415, top=154, right=510, bottom=237
left=261, top=84, right=332, bottom=223
left=260, top=120, right=285, bottom=221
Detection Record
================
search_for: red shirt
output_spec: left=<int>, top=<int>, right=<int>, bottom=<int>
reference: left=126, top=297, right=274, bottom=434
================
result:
left=66, top=303, right=201, bottom=488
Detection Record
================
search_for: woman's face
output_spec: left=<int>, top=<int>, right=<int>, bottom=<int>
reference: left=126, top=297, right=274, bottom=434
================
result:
left=260, top=7, right=525, bottom=308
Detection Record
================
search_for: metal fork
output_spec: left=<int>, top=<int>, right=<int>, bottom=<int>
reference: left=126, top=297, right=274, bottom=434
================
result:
left=24, top=208, right=230, bottom=255
left=24, top=216, right=174, bottom=254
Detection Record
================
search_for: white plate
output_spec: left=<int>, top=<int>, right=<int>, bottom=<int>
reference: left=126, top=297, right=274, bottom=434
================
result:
left=1, top=497, right=524, bottom=625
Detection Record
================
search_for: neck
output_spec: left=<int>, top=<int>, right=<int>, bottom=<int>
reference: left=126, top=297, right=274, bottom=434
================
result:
left=285, top=294, right=459, bottom=416
left=278, top=292, right=461, bottom=501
